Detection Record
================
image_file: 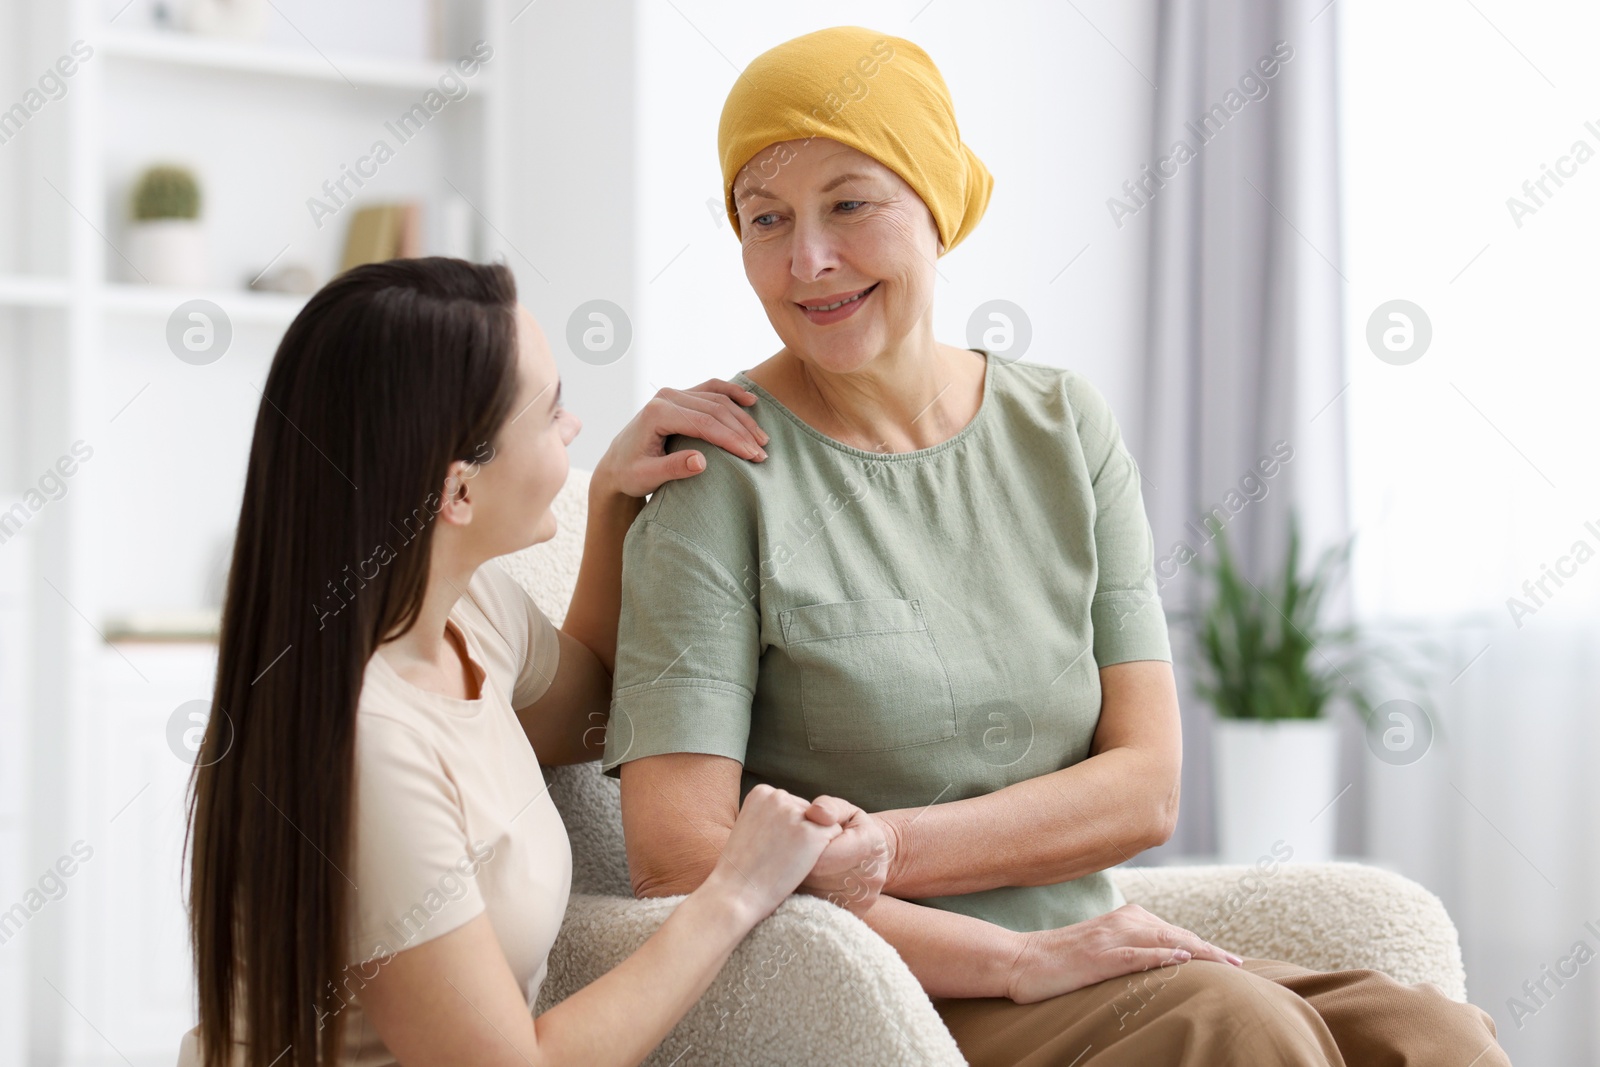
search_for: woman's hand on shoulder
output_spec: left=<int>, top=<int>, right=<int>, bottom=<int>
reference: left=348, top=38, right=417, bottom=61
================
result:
left=1005, top=903, right=1243, bottom=1004
left=597, top=378, right=769, bottom=499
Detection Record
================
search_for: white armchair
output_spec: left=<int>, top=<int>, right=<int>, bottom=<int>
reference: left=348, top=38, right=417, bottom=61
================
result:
left=502, top=468, right=1470, bottom=1066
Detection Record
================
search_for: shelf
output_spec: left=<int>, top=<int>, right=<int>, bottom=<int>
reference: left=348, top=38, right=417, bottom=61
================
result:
left=98, top=30, right=479, bottom=95
left=0, top=276, right=310, bottom=323
left=0, top=275, right=71, bottom=308
left=101, top=282, right=310, bottom=324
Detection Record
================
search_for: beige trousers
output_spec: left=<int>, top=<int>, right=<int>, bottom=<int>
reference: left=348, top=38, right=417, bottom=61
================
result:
left=930, top=957, right=1510, bottom=1066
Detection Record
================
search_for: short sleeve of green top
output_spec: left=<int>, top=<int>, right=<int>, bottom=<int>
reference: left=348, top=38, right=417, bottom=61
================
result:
left=601, top=350, right=1172, bottom=934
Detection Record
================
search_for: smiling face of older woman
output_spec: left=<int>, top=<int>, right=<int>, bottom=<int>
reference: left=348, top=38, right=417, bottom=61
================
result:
left=733, top=137, right=946, bottom=376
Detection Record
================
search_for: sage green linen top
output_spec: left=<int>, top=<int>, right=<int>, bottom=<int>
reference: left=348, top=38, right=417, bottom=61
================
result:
left=600, top=349, right=1172, bottom=933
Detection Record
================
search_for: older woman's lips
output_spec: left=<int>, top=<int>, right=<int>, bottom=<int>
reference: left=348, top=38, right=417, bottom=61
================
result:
left=796, top=282, right=878, bottom=325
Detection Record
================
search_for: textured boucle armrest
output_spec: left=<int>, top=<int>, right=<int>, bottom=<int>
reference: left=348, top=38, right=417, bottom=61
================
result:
left=535, top=891, right=966, bottom=1066
left=1110, top=860, right=1468, bottom=1001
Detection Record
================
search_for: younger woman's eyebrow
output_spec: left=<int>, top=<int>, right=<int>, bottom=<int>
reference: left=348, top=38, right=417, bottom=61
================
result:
left=510, top=378, right=559, bottom=425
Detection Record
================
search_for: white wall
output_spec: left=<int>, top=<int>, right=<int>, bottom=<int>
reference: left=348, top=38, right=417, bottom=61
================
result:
left=500, top=0, right=638, bottom=475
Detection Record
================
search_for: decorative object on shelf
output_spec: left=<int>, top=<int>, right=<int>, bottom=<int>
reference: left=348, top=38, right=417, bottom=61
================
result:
left=246, top=262, right=318, bottom=294
left=112, top=0, right=183, bottom=31
left=102, top=607, right=222, bottom=643
left=1180, top=512, right=1437, bottom=863
left=180, top=0, right=268, bottom=40
left=338, top=201, right=422, bottom=273
left=127, top=163, right=208, bottom=286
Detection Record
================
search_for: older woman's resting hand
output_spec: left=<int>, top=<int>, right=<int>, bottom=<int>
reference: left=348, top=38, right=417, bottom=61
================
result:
left=1005, top=903, right=1243, bottom=1005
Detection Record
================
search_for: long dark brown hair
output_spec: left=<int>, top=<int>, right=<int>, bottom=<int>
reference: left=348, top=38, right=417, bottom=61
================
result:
left=185, top=257, right=522, bottom=1066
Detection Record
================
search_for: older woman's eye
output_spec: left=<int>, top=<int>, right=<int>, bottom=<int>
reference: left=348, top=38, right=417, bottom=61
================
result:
left=836, top=200, right=867, bottom=212
left=752, top=212, right=779, bottom=228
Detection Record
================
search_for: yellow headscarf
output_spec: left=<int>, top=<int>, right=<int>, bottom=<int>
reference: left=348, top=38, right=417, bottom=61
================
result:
left=717, top=25, right=993, bottom=256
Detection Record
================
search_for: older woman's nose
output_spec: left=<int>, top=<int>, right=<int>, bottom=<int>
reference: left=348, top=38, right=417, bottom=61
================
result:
left=788, top=219, right=840, bottom=282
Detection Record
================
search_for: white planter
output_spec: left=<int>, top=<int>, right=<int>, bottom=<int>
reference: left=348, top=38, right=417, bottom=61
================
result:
left=1212, top=717, right=1341, bottom=864
left=127, top=219, right=208, bottom=287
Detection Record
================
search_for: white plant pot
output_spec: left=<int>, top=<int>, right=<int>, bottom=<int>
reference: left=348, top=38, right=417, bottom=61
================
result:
left=127, top=219, right=208, bottom=287
left=1212, top=717, right=1341, bottom=864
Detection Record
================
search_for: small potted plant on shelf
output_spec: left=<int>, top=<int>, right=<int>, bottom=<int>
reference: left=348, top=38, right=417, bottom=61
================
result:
left=128, top=163, right=207, bottom=287
left=1184, top=511, right=1423, bottom=864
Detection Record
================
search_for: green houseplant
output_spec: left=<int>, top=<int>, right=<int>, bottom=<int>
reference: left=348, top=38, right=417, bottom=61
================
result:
left=1192, top=511, right=1375, bottom=724
left=1183, top=511, right=1434, bottom=862
left=132, top=165, right=201, bottom=222
left=127, top=163, right=208, bottom=287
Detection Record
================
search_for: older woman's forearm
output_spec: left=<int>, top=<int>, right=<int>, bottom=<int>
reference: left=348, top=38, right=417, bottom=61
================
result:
left=878, top=746, right=1176, bottom=900
left=859, top=895, right=1025, bottom=999
left=872, top=660, right=1183, bottom=899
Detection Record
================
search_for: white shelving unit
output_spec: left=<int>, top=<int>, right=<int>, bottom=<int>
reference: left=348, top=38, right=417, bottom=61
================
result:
left=0, top=276, right=72, bottom=308
left=98, top=282, right=309, bottom=324
left=96, top=27, right=470, bottom=90
left=1, top=278, right=307, bottom=322
left=1, top=1, right=510, bottom=1061
left=0, top=528, right=35, bottom=1067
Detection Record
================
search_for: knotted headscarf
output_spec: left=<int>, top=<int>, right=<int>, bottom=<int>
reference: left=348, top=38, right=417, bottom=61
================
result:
left=717, top=26, right=993, bottom=256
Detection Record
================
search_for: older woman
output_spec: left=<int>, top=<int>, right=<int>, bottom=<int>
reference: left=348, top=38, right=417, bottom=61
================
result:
left=601, top=26, right=1509, bottom=1067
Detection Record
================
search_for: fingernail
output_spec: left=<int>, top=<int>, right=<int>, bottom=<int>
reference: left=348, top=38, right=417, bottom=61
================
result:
left=1173, top=949, right=1192, bottom=961
left=688, top=453, right=705, bottom=471
left=1226, top=953, right=1243, bottom=966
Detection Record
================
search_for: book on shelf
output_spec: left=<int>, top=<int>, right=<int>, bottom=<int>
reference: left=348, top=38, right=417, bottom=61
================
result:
left=338, top=201, right=423, bottom=273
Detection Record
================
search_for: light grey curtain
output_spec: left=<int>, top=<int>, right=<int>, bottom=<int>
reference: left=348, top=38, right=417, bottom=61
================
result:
left=1135, top=0, right=1357, bottom=860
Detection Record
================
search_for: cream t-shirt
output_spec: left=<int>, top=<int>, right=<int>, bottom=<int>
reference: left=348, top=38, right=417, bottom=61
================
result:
left=178, top=559, right=570, bottom=1066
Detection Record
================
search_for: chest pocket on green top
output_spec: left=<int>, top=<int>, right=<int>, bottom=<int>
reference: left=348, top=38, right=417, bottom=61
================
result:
left=780, top=597, right=958, bottom=753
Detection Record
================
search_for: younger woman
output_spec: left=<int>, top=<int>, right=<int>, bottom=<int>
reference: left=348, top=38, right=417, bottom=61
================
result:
left=180, top=257, right=865, bottom=1066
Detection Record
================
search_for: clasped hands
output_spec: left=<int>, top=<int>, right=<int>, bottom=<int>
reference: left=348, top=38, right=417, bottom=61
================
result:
left=793, top=795, right=898, bottom=917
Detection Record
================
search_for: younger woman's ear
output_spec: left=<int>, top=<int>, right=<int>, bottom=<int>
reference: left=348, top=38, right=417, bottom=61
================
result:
left=437, top=459, right=475, bottom=526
